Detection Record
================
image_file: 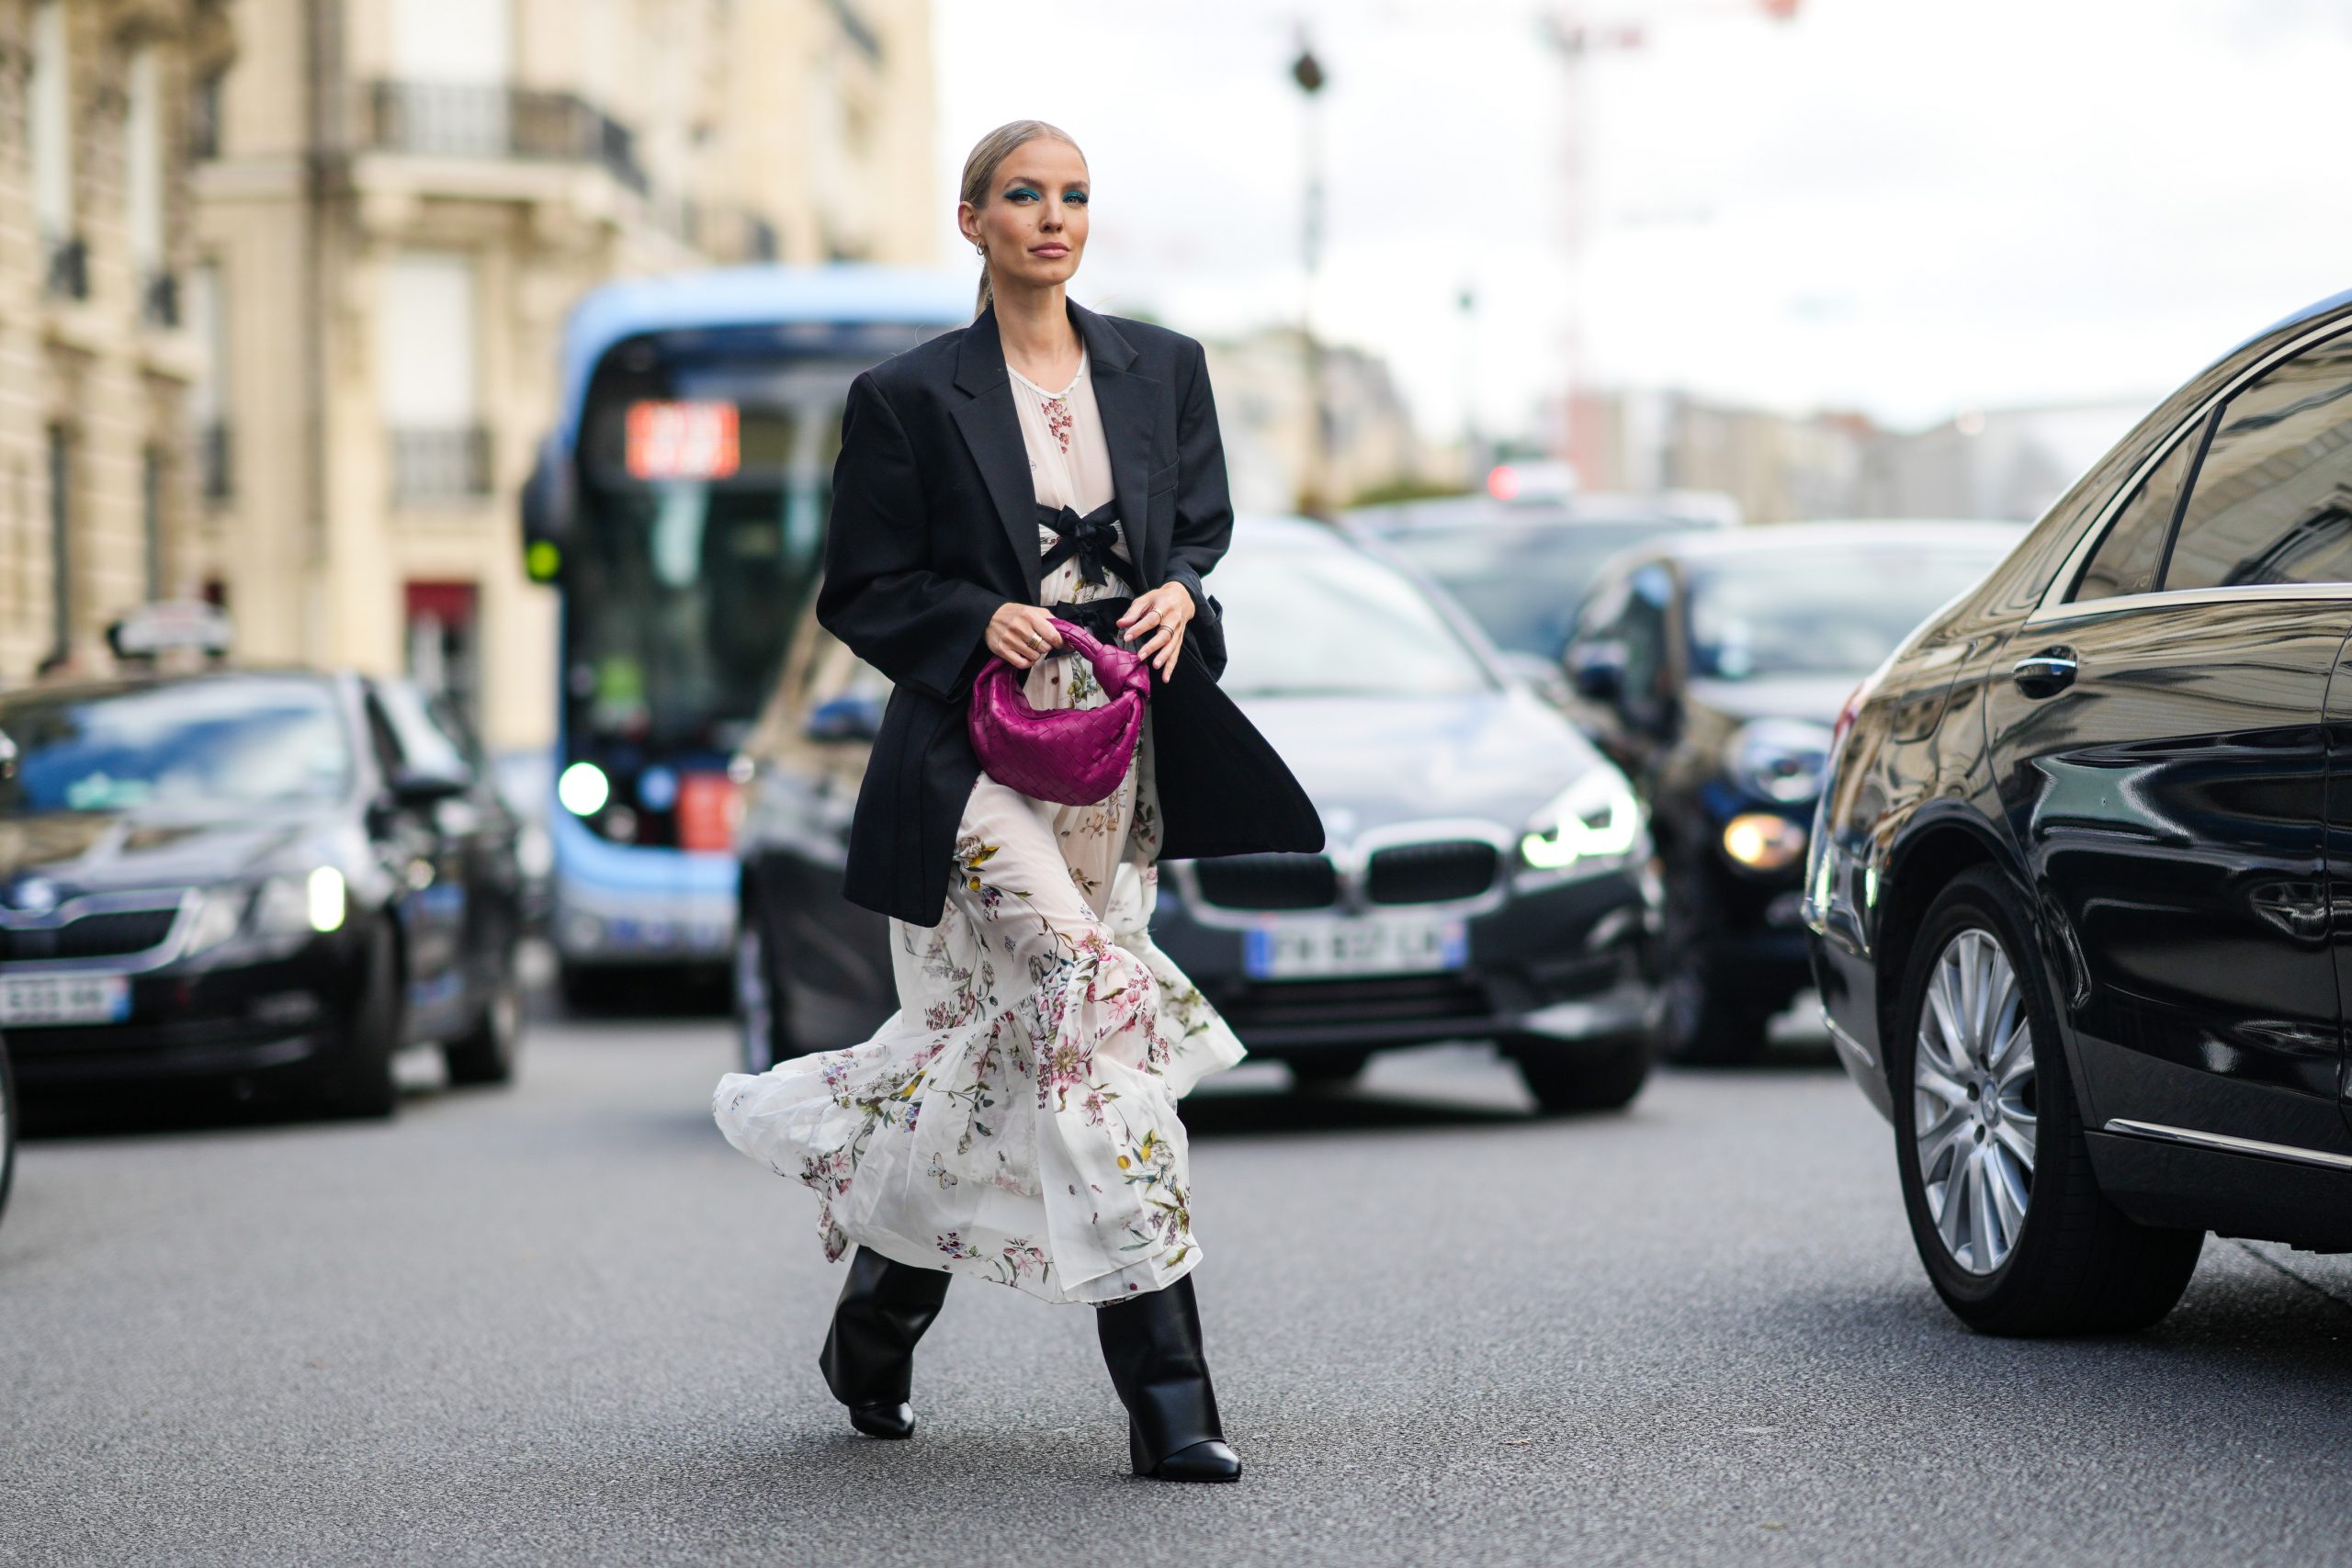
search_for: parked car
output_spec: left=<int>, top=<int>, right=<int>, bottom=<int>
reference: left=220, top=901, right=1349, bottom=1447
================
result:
left=1347, top=491, right=1735, bottom=691
left=1566, top=523, right=2022, bottom=1064
left=734, top=515, right=1662, bottom=1113
left=1807, top=289, right=2352, bottom=1334
left=0, top=669, right=526, bottom=1117
left=0, top=1029, right=14, bottom=1227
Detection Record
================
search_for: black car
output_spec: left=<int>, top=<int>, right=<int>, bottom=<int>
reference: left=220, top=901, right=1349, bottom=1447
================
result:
left=733, top=516, right=1662, bottom=1113
left=0, top=670, right=526, bottom=1117
left=1565, top=523, right=2021, bottom=1064
left=1808, top=288, right=2352, bottom=1334
left=1345, top=492, right=1733, bottom=693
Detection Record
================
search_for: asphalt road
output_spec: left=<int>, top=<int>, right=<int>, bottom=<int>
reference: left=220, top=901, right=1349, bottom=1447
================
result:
left=7, top=988, right=2352, bottom=1568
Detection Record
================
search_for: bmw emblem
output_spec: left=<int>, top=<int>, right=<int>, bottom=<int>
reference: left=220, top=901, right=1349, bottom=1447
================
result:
left=12, top=876, right=58, bottom=914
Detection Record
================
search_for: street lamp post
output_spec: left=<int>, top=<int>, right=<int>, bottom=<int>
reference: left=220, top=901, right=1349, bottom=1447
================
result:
left=1292, top=39, right=1329, bottom=517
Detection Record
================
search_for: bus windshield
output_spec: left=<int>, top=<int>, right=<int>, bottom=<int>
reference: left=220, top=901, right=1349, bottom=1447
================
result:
left=563, top=326, right=933, bottom=841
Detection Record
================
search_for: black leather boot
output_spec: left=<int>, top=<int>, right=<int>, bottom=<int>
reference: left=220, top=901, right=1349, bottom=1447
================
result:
left=1095, top=1274, right=1242, bottom=1482
left=819, top=1247, right=953, bottom=1439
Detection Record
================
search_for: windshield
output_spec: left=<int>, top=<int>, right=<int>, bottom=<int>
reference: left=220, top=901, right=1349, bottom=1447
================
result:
left=569, top=351, right=871, bottom=769
left=1384, top=520, right=1693, bottom=656
left=1216, top=542, right=1494, bottom=698
left=0, top=676, right=353, bottom=817
left=1685, top=543, right=2010, bottom=680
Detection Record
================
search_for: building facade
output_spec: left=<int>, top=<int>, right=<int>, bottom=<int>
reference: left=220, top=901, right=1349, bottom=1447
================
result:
left=0, top=0, right=234, bottom=682
left=190, top=0, right=933, bottom=750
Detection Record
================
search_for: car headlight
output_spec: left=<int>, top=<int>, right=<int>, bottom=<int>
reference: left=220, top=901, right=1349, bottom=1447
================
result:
left=254, top=866, right=346, bottom=936
left=181, top=886, right=249, bottom=955
left=1519, top=765, right=1645, bottom=878
left=1725, top=718, right=1835, bottom=804
left=1723, top=812, right=1807, bottom=872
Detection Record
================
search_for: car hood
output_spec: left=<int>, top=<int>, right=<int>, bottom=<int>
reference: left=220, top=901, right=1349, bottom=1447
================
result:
left=0, top=810, right=335, bottom=898
left=1229, top=687, right=1606, bottom=847
left=1685, top=675, right=1860, bottom=728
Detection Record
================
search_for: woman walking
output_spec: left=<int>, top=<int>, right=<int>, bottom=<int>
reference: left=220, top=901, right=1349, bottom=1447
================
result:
left=712, top=120, right=1321, bottom=1482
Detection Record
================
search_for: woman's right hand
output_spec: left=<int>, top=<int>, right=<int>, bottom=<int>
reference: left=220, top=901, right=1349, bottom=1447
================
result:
left=986, top=602, right=1065, bottom=670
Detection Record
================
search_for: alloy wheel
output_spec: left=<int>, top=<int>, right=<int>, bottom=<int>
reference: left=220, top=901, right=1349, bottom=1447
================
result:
left=1912, top=927, right=2038, bottom=1275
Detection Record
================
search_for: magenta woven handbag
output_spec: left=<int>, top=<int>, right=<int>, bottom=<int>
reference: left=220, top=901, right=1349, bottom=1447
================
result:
left=967, top=618, right=1150, bottom=806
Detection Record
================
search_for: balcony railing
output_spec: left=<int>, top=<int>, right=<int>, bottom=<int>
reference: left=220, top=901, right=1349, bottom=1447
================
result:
left=390, top=426, right=492, bottom=504
left=365, top=82, right=648, bottom=195
left=44, top=235, right=88, bottom=302
left=199, top=423, right=231, bottom=502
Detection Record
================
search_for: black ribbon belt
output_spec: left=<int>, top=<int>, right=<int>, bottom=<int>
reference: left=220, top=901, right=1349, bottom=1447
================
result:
left=1036, top=501, right=1131, bottom=590
left=1045, top=595, right=1136, bottom=646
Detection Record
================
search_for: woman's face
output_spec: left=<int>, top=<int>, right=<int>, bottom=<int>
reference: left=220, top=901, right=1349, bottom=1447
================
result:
left=960, top=137, right=1089, bottom=296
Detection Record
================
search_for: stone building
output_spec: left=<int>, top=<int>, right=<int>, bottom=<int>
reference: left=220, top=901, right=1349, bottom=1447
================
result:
left=189, top=0, right=934, bottom=750
left=0, top=0, right=235, bottom=681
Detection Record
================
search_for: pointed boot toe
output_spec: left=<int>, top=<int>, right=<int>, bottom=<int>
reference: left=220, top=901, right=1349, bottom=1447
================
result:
left=849, top=1401, right=916, bottom=1439
left=1148, top=1438, right=1242, bottom=1483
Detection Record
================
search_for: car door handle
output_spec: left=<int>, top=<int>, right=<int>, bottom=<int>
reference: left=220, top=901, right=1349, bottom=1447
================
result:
left=2011, top=647, right=2078, bottom=697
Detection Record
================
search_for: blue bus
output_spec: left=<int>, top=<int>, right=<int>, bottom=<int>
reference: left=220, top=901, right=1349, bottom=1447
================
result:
left=521, top=265, right=969, bottom=994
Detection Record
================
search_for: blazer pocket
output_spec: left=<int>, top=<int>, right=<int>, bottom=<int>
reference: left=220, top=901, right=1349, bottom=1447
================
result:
left=1146, top=460, right=1180, bottom=496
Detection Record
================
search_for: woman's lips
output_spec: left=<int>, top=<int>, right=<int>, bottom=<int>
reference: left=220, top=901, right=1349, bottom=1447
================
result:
left=1031, top=244, right=1069, bottom=257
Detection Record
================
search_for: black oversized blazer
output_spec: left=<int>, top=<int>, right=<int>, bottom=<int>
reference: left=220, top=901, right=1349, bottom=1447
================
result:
left=815, top=300, right=1324, bottom=926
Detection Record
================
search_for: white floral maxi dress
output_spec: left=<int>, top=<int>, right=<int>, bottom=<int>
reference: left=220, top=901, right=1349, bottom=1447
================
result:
left=712, top=350, right=1248, bottom=1304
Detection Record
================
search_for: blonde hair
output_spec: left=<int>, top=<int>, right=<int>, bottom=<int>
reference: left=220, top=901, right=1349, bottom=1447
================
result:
left=959, top=119, right=1086, bottom=317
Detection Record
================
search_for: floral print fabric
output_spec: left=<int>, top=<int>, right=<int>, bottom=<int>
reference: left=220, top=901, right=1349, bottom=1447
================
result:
left=711, top=358, right=1246, bottom=1304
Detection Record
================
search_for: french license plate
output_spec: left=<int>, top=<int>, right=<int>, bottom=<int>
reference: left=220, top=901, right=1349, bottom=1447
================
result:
left=1244, top=915, right=1468, bottom=979
left=0, top=971, right=130, bottom=1026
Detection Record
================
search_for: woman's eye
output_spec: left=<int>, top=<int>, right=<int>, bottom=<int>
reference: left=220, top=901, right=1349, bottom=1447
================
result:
left=1006, top=186, right=1039, bottom=203
left=1066, top=190, right=1089, bottom=205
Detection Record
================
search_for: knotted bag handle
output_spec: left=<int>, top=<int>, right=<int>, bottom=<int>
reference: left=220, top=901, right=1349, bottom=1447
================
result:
left=1030, top=616, right=1151, bottom=703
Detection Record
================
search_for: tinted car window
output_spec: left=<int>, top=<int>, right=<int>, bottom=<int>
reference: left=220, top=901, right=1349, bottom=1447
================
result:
left=1685, top=543, right=2010, bottom=680
left=2072, top=424, right=2201, bottom=602
left=2164, top=329, right=2352, bottom=592
left=1381, top=519, right=1688, bottom=657
left=0, top=676, right=353, bottom=815
left=1216, top=546, right=1492, bottom=698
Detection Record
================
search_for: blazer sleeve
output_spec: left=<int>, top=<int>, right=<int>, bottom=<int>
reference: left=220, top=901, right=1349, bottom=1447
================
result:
left=815, top=371, right=1003, bottom=703
left=1161, top=337, right=1234, bottom=617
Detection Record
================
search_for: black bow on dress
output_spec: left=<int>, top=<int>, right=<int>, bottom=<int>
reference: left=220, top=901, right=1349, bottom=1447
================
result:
left=1035, top=502, right=1128, bottom=589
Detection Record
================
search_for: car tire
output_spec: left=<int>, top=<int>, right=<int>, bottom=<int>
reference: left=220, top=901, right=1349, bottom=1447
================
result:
left=0, top=1039, right=16, bottom=1227
left=320, top=921, right=401, bottom=1120
left=1512, top=1033, right=1652, bottom=1114
left=735, top=909, right=795, bottom=1075
left=443, top=953, right=523, bottom=1087
left=1890, top=866, right=2202, bottom=1335
left=1287, top=1051, right=1370, bottom=1089
left=1657, top=861, right=1774, bottom=1066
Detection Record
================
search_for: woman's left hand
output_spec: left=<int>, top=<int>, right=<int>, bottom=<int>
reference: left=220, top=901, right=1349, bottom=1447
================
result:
left=1116, top=583, right=1194, bottom=680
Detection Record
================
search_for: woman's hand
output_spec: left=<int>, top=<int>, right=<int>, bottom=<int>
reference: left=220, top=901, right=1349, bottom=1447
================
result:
left=987, top=602, right=1065, bottom=670
left=1117, top=583, right=1195, bottom=680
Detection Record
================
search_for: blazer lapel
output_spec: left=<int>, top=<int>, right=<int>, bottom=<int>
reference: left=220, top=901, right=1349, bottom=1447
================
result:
left=1074, top=304, right=1161, bottom=579
left=950, top=307, right=1043, bottom=590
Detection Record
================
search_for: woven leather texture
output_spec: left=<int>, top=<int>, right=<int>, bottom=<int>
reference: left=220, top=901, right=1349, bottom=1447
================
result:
left=968, top=618, right=1149, bottom=807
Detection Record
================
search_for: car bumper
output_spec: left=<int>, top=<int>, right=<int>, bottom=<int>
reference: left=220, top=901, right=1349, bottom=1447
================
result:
left=1152, top=866, right=1657, bottom=1058
left=5, top=935, right=367, bottom=1092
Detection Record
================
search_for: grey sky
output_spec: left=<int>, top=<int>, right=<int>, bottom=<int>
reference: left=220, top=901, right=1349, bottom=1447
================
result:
left=934, top=0, right=2352, bottom=442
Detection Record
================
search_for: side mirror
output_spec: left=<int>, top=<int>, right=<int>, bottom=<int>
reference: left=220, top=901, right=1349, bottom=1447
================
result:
left=1566, top=641, right=1627, bottom=705
left=804, top=694, right=883, bottom=744
left=389, top=765, right=470, bottom=807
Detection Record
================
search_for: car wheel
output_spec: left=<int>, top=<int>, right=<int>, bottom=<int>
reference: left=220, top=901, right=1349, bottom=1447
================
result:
left=1657, top=862, right=1773, bottom=1066
left=443, top=954, right=523, bottom=1086
left=0, top=1041, right=15, bottom=1227
left=1287, top=1051, right=1370, bottom=1089
left=1891, top=866, right=2201, bottom=1335
left=735, top=912, right=794, bottom=1074
left=1512, top=1033, right=1652, bottom=1114
left=320, top=921, right=401, bottom=1120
